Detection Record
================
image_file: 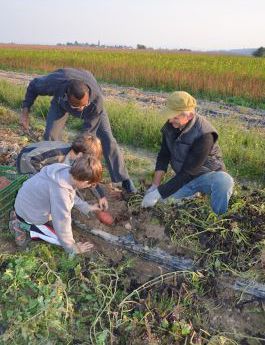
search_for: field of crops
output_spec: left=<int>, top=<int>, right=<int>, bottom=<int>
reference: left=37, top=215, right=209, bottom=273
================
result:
left=0, top=45, right=265, bottom=108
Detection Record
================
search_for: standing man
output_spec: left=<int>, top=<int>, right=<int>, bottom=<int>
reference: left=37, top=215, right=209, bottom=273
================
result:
left=20, top=68, right=136, bottom=194
left=141, top=91, right=234, bottom=215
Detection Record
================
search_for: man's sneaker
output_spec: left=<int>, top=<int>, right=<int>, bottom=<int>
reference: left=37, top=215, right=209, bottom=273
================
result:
left=9, top=211, right=31, bottom=247
left=122, top=179, right=137, bottom=194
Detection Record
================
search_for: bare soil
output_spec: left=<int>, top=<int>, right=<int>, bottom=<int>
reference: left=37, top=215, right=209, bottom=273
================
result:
left=72, top=183, right=174, bottom=274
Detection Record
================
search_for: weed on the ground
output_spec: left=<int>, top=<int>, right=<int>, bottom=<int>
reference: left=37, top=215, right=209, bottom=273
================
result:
left=0, top=244, right=212, bottom=345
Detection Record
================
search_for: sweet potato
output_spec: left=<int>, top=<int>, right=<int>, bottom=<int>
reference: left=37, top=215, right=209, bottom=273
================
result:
left=95, top=211, right=114, bottom=226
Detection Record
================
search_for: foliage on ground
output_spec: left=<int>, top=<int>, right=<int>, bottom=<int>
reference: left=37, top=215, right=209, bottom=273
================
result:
left=0, top=244, right=213, bottom=345
left=128, top=185, right=265, bottom=280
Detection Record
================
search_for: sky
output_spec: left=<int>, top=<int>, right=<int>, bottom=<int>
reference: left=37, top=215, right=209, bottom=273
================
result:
left=0, top=0, right=264, bottom=50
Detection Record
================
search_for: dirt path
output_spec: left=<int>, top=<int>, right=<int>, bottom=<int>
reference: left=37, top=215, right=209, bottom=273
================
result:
left=1, top=69, right=265, bottom=128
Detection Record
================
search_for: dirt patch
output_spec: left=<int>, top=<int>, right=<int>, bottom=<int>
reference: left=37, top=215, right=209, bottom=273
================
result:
left=202, top=276, right=265, bottom=341
left=73, top=184, right=169, bottom=245
left=74, top=185, right=130, bottom=237
left=73, top=225, right=169, bottom=285
left=71, top=184, right=179, bottom=285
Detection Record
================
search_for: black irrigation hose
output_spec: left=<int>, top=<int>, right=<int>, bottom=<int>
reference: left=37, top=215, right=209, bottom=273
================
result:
left=73, top=219, right=265, bottom=300
left=73, top=219, right=194, bottom=271
left=233, top=280, right=265, bottom=299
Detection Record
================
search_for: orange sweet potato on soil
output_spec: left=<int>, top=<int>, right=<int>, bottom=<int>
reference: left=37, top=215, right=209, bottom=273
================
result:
left=95, top=211, right=114, bottom=226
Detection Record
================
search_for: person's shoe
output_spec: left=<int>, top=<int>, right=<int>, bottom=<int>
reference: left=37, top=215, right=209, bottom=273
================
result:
left=9, top=210, right=17, bottom=224
left=122, top=179, right=137, bottom=194
left=9, top=211, right=31, bottom=247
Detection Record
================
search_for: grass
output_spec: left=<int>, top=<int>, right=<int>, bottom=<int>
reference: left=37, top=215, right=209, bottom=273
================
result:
left=0, top=242, right=214, bottom=345
left=0, top=79, right=265, bottom=183
left=0, top=45, right=265, bottom=108
left=127, top=183, right=265, bottom=281
left=1, top=236, right=264, bottom=344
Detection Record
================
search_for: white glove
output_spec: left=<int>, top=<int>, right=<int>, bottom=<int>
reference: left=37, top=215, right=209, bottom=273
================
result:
left=141, top=189, right=161, bottom=208
left=145, top=184, right=158, bottom=195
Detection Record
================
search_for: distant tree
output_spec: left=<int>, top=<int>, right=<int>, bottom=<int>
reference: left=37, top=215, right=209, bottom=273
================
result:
left=137, top=44, right=146, bottom=50
left=252, top=47, right=265, bottom=57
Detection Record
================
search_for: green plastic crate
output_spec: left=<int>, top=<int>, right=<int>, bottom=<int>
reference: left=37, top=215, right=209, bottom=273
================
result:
left=0, top=166, right=28, bottom=230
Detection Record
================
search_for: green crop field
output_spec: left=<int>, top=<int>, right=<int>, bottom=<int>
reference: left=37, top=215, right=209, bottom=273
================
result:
left=0, top=45, right=265, bottom=108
